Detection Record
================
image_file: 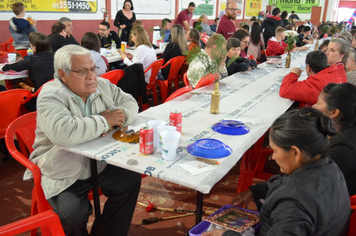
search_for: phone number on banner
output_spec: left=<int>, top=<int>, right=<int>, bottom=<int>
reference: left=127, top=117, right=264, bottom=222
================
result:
left=52, top=1, right=97, bottom=12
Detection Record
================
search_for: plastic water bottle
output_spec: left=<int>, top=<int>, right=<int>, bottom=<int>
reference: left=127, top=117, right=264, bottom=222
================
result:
left=27, top=47, right=33, bottom=57
left=111, top=40, right=116, bottom=50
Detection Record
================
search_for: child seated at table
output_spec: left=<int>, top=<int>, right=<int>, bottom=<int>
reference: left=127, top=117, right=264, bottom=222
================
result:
left=279, top=50, right=342, bottom=107
left=9, top=2, right=37, bottom=50
left=266, top=27, right=288, bottom=56
left=266, top=27, right=307, bottom=56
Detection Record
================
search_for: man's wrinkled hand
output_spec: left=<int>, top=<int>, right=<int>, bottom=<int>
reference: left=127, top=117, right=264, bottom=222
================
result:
left=100, top=109, right=125, bottom=128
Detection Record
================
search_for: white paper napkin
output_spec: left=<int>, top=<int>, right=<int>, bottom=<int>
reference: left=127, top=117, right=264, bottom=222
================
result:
left=179, top=161, right=215, bottom=175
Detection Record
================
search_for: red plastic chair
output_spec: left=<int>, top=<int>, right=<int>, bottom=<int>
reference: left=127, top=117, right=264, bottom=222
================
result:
left=14, top=49, right=28, bottom=59
left=236, top=132, right=273, bottom=194
left=0, top=89, right=31, bottom=139
left=31, top=79, right=55, bottom=99
left=349, top=195, right=356, bottom=236
left=183, top=72, right=190, bottom=87
left=164, top=86, right=193, bottom=103
left=100, top=69, right=125, bottom=85
left=0, top=210, right=65, bottom=236
left=101, top=55, right=109, bottom=72
left=155, top=56, right=186, bottom=102
left=5, top=112, right=52, bottom=236
left=0, top=38, right=15, bottom=53
left=145, top=59, right=165, bottom=106
left=195, top=73, right=216, bottom=89
left=0, top=51, right=8, bottom=63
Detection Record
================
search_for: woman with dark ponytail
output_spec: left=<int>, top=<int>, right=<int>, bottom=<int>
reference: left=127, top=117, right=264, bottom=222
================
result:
left=203, top=107, right=350, bottom=236
left=313, top=82, right=356, bottom=196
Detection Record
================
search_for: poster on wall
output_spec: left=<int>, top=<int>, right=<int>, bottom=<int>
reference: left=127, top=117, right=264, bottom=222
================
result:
left=0, top=0, right=97, bottom=13
left=245, top=0, right=261, bottom=17
left=219, top=0, right=243, bottom=19
left=181, top=0, right=216, bottom=18
left=268, top=0, right=319, bottom=13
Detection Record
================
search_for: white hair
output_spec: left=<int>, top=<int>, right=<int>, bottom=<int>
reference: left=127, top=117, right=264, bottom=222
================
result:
left=349, top=47, right=356, bottom=64
left=54, top=45, right=93, bottom=79
left=59, top=17, right=72, bottom=23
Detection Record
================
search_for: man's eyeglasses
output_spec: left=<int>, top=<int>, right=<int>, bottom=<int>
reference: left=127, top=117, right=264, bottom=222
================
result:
left=228, top=8, right=238, bottom=11
left=98, top=28, right=108, bottom=31
left=70, top=67, right=98, bottom=76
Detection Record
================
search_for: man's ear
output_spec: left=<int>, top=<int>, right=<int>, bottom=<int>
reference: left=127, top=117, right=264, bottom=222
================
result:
left=58, top=69, right=68, bottom=83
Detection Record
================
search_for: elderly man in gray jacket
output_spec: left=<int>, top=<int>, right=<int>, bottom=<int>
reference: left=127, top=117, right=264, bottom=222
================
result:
left=24, top=45, right=141, bottom=236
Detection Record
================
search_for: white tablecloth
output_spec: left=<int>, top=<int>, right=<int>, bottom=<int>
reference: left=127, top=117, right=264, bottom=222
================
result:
left=105, top=48, right=164, bottom=63
left=0, top=63, right=28, bottom=81
left=61, top=50, right=310, bottom=194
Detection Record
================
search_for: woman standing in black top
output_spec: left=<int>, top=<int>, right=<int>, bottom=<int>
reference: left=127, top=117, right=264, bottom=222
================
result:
left=114, top=0, right=136, bottom=45
left=313, top=82, right=356, bottom=196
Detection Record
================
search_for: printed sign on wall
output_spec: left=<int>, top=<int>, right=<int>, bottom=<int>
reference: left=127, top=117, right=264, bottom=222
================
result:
left=246, top=0, right=261, bottom=17
left=268, top=0, right=319, bottom=13
left=0, top=0, right=97, bottom=13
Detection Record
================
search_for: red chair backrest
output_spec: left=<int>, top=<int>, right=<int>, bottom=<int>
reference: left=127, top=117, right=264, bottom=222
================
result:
left=0, top=89, right=31, bottom=139
left=349, top=195, right=356, bottom=236
left=5, top=112, right=50, bottom=214
left=145, top=59, right=165, bottom=86
left=161, top=56, right=186, bottom=82
left=101, top=69, right=125, bottom=85
left=195, top=73, right=216, bottom=89
left=101, top=55, right=109, bottom=72
left=164, top=86, right=193, bottom=103
left=183, top=72, right=190, bottom=87
left=0, top=51, right=8, bottom=63
left=0, top=38, right=15, bottom=53
left=15, top=50, right=28, bottom=59
left=32, top=79, right=55, bottom=98
left=0, top=210, right=65, bottom=236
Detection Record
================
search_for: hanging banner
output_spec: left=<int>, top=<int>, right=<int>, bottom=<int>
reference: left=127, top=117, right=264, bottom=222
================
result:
left=0, top=0, right=98, bottom=13
left=246, top=0, right=262, bottom=17
left=268, top=0, right=319, bottom=13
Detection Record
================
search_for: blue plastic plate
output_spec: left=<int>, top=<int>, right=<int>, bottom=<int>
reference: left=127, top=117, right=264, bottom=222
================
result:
left=187, top=138, right=232, bottom=159
left=212, top=120, right=250, bottom=135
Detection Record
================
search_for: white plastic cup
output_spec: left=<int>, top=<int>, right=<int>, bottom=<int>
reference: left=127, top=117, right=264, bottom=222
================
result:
left=147, top=120, right=166, bottom=149
left=160, top=130, right=181, bottom=161
left=157, top=125, right=177, bottom=153
left=100, top=48, right=106, bottom=55
left=7, top=53, right=16, bottom=62
left=159, top=42, right=166, bottom=50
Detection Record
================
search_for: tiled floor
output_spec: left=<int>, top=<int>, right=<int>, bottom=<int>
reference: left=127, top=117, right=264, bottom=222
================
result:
left=0, top=150, right=259, bottom=236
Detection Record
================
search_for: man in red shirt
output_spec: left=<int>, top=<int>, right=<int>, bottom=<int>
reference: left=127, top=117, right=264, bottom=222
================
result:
left=280, top=51, right=344, bottom=107
left=175, top=2, right=195, bottom=31
left=217, top=1, right=238, bottom=39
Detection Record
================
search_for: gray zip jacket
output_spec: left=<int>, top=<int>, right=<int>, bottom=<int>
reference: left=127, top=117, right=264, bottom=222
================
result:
left=24, top=77, right=139, bottom=199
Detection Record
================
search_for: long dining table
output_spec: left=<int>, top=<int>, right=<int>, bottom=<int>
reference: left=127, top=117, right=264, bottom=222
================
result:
left=61, top=48, right=311, bottom=234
